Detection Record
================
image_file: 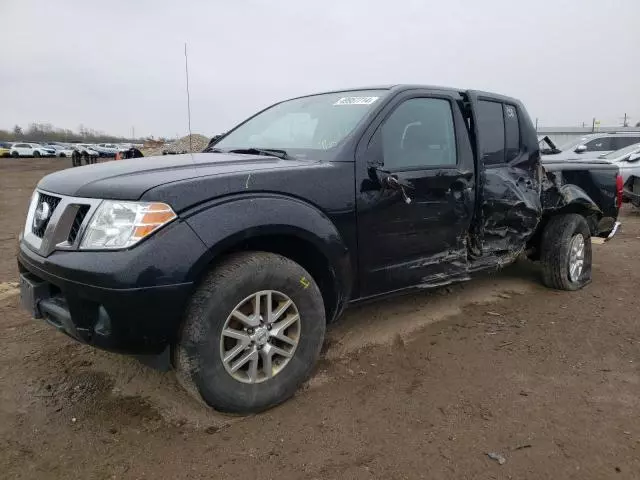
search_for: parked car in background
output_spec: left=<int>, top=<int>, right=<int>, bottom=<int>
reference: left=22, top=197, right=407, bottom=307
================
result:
left=599, top=143, right=640, bottom=184
left=93, top=143, right=125, bottom=157
left=543, top=132, right=640, bottom=160
left=0, top=142, right=12, bottom=157
left=71, top=144, right=100, bottom=166
left=9, top=143, right=56, bottom=158
left=50, top=144, right=75, bottom=158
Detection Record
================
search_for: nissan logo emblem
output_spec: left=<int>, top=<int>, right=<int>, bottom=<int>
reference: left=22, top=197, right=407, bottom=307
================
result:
left=33, top=201, right=51, bottom=230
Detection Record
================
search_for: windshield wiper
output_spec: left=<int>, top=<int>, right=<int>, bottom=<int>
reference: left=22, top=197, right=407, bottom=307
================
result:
left=227, top=147, right=289, bottom=159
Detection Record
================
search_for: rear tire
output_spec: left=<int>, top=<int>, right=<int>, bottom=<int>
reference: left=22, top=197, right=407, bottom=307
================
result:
left=11, top=151, right=19, bottom=158
left=175, top=251, right=326, bottom=413
left=540, top=214, right=592, bottom=290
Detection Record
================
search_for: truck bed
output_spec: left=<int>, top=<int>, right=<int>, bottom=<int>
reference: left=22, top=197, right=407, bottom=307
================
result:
left=541, top=158, right=619, bottom=234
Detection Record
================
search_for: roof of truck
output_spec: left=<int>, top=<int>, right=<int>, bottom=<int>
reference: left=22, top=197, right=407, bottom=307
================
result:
left=288, top=84, right=520, bottom=104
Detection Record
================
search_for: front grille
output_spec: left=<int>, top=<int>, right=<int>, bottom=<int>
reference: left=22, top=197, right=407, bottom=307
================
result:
left=68, top=205, right=90, bottom=244
left=32, top=193, right=61, bottom=238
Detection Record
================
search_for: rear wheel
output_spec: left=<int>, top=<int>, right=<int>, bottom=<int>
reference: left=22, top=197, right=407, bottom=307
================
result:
left=540, top=214, right=592, bottom=290
left=175, top=252, right=326, bottom=413
left=11, top=151, right=19, bottom=158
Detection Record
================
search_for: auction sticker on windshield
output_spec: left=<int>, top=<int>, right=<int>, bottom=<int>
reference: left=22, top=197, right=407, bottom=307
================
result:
left=333, top=96, right=379, bottom=106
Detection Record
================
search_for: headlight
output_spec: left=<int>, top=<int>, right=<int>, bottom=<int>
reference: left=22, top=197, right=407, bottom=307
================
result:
left=80, top=201, right=177, bottom=249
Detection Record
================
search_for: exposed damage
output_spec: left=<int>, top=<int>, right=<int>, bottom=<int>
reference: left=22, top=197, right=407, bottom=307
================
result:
left=624, top=175, right=640, bottom=208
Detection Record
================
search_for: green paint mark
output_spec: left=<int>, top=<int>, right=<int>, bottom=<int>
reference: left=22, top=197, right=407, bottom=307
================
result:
left=300, top=277, right=310, bottom=289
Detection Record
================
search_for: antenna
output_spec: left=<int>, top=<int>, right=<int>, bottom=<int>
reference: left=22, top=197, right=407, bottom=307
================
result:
left=184, top=42, right=193, bottom=152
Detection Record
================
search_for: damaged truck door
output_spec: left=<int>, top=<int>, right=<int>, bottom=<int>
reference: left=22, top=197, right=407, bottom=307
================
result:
left=356, top=90, right=476, bottom=296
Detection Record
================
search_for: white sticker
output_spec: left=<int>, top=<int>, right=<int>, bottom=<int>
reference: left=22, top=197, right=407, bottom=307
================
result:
left=333, top=96, right=379, bottom=106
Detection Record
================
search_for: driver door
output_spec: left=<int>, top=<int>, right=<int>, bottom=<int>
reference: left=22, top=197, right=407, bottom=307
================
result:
left=355, top=90, right=476, bottom=298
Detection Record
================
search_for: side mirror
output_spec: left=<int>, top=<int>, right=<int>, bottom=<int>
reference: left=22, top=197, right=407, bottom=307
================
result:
left=628, top=153, right=640, bottom=162
left=574, top=145, right=587, bottom=154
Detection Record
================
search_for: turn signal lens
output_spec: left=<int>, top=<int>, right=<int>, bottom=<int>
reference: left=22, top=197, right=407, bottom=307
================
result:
left=131, top=203, right=177, bottom=242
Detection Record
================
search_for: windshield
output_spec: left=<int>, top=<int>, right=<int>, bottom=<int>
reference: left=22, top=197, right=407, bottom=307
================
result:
left=602, top=143, right=640, bottom=159
left=214, top=90, right=387, bottom=152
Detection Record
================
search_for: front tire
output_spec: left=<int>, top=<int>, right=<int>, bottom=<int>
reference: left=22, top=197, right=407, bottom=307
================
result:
left=175, top=252, right=326, bottom=413
left=33, top=151, right=41, bottom=158
left=540, top=214, right=592, bottom=290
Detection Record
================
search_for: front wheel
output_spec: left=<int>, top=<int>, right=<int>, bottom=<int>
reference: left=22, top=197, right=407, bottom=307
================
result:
left=33, top=151, right=41, bottom=158
left=540, top=213, right=592, bottom=290
left=175, top=252, right=326, bottom=413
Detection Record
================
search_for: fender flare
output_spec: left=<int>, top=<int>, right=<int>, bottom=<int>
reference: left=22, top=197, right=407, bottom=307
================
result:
left=183, top=193, right=353, bottom=312
left=543, top=182, right=602, bottom=215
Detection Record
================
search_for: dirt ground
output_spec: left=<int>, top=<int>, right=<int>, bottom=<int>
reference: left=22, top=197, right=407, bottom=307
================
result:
left=1, top=158, right=639, bottom=479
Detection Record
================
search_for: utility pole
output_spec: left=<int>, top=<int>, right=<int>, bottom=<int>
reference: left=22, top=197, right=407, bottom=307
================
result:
left=591, top=117, right=596, bottom=133
left=184, top=42, right=193, bottom=153
left=535, top=118, right=538, bottom=133
left=623, top=113, right=629, bottom=128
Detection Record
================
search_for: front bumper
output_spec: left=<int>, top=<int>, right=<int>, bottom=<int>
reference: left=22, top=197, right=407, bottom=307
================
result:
left=17, top=220, right=207, bottom=356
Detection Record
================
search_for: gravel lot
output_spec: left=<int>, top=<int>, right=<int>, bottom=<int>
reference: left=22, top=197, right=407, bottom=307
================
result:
left=1, top=158, right=639, bottom=479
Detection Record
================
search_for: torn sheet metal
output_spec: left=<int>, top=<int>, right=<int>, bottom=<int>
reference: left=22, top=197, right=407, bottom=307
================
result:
left=542, top=160, right=619, bottom=227
left=470, top=157, right=619, bottom=268
left=472, top=163, right=542, bottom=259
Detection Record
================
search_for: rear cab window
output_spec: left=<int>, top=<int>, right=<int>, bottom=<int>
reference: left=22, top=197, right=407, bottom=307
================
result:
left=477, top=99, right=521, bottom=165
left=504, top=104, right=520, bottom=161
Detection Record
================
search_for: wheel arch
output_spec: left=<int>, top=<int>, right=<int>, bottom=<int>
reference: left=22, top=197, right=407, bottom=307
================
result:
left=184, top=195, right=353, bottom=324
left=527, top=200, right=601, bottom=259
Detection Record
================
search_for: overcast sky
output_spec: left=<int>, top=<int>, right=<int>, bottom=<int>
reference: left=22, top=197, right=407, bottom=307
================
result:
left=1, top=0, right=639, bottom=138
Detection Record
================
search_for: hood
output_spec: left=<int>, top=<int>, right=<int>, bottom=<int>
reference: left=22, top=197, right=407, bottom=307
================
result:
left=37, top=152, right=317, bottom=200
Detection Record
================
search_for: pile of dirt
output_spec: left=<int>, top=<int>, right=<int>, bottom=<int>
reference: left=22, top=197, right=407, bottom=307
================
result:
left=142, top=134, right=209, bottom=157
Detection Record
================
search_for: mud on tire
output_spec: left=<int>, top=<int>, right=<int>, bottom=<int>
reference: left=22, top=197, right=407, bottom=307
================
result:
left=175, top=251, right=326, bottom=414
left=540, top=213, right=592, bottom=291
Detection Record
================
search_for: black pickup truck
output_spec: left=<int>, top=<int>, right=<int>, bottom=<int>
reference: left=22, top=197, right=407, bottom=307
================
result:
left=18, top=85, right=621, bottom=413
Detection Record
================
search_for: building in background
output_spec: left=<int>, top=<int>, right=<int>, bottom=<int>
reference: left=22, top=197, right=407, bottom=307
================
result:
left=538, top=126, right=640, bottom=147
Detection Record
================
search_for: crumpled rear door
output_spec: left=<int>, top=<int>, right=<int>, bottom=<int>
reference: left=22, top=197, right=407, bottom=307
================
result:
left=465, top=91, right=542, bottom=262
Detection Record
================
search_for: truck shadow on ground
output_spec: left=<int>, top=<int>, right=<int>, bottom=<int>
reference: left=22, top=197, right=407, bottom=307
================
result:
left=4, top=258, right=543, bottom=433
left=325, top=258, right=542, bottom=359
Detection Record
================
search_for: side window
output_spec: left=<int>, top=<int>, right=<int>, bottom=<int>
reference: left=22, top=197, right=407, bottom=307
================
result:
left=477, top=100, right=505, bottom=165
left=504, top=104, right=520, bottom=162
left=381, top=98, right=457, bottom=170
left=613, top=137, right=640, bottom=150
left=584, top=137, right=613, bottom=151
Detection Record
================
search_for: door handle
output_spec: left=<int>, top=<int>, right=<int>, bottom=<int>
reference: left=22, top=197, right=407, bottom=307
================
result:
left=385, top=175, right=413, bottom=204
